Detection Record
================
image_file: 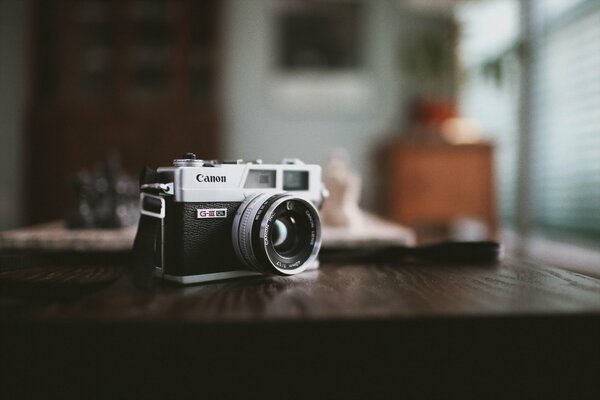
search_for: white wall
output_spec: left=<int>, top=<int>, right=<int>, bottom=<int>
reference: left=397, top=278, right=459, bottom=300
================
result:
left=0, top=0, right=26, bottom=230
left=222, top=0, right=404, bottom=208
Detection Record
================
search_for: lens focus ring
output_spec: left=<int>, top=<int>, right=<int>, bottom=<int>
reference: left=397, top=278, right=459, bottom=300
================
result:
left=235, top=193, right=274, bottom=272
left=232, top=193, right=321, bottom=276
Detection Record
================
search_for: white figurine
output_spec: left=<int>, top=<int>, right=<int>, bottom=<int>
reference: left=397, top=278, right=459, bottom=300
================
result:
left=320, top=149, right=365, bottom=230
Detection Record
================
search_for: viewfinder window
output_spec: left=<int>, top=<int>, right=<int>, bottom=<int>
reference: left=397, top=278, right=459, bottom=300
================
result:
left=283, top=171, right=309, bottom=191
left=244, top=170, right=276, bottom=188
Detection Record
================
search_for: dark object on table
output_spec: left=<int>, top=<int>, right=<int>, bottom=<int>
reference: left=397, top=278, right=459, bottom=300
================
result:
left=66, top=153, right=139, bottom=229
left=320, top=240, right=502, bottom=264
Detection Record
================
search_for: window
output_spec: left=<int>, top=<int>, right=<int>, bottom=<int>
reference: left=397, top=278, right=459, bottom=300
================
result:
left=458, top=0, right=600, bottom=270
left=457, top=0, right=520, bottom=224
left=531, top=0, right=600, bottom=243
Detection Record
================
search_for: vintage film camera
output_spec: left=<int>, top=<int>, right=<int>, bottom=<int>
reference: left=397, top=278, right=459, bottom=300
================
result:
left=136, top=153, right=324, bottom=284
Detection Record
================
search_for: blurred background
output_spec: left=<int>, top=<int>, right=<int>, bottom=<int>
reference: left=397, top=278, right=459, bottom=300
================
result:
left=0, top=0, right=598, bottom=271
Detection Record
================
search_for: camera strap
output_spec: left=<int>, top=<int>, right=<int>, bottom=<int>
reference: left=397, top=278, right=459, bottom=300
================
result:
left=132, top=167, right=171, bottom=289
left=320, top=241, right=502, bottom=264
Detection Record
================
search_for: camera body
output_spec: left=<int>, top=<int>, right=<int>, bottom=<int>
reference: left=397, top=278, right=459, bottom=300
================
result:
left=140, top=155, right=323, bottom=284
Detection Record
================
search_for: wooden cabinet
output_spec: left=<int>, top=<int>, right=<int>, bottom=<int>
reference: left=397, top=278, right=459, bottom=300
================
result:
left=379, top=141, right=497, bottom=241
left=26, top=0, right=222, bottom=224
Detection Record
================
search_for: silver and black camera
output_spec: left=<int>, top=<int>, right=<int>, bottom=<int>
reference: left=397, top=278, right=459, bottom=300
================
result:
left=136, top=154, right=323, bottom=284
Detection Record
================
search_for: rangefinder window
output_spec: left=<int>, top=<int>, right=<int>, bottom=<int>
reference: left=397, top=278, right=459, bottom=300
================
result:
left=244, top=170, right=276, bottom=188
left=283, top=170, right=309, bottom=191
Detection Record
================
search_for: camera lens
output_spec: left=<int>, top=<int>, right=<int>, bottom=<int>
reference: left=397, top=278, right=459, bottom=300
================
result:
left=232, top=193, right=321, bottom=275
left=272, top=218, right=290, bottom=248
left=272, top=214, right=307, bottom=257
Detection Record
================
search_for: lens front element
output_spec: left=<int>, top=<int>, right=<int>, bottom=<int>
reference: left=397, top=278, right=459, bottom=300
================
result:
left=232, top=193, right=321, bottom=275
left=272, top=218, right=290, bottom=248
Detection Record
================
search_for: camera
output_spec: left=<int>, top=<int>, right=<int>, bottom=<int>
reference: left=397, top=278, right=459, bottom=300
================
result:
left=137, top=153, right=324, bottom=284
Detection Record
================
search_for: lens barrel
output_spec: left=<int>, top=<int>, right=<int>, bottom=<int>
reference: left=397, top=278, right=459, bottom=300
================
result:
left=232, top=193, right=321, bottom=275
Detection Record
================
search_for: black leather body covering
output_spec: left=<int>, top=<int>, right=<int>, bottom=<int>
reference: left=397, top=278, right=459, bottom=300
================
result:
left=163, top=200, right=244, bottom=276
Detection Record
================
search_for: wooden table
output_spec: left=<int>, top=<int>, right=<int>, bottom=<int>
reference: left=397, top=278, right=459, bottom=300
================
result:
left=2, top=258, right=600, bottom=398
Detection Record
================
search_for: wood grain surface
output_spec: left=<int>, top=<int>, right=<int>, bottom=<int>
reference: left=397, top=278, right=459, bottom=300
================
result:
left=2, top=259, right=600, bottom=398
left=2, top=258, right=599, bottom=322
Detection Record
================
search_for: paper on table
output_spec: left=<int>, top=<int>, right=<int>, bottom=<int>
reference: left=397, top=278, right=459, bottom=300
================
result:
left=0, top=221, right=137, bottom=252
left=0, top=214, right=416, bottom=252
left=321, top=212, right=415, bottom=248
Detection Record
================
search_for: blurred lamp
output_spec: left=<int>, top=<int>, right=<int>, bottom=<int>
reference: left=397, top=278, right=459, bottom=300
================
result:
left=441, top=117, right=483, bottom=144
